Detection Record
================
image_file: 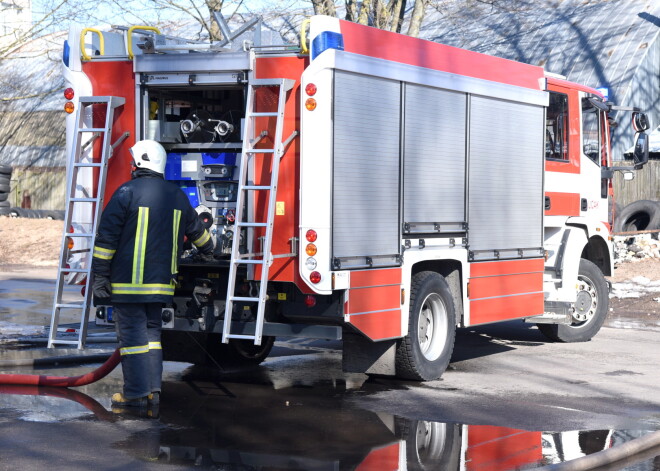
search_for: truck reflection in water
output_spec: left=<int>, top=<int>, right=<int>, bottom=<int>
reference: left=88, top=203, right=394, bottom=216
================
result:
left=109, top=378, right=654, bottom=471
left=0, top=366, right=655, bottom=470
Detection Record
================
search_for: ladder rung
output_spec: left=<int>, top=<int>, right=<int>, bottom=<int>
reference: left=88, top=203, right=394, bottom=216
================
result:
left=56, top=303, right=85, bottom=309
left=245, top=149, right=275, bottom=154
left=78, top=128, right=108, bottom=133
left=73, top=163, right=103, bottom=168
left=65, top=233, right=94, bottom=238
left=49, top=340, right=82, bottom=345
left=59, top=268, right=88, bottom=274
left=70, top=198, right=99, bottom=203
left=242, top=185, right=272, bottom=191
left=230, top=296, right=260, bottom=302
left=236, top=222, right=268, bottom=228
left=250, top=112, right=278, bottom=117
left=232, top=259, right=266, bottom=265
left=224, top=334, right=257, bottom=340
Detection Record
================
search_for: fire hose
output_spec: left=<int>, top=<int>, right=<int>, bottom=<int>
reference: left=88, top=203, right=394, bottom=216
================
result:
left=0, top=349, right=120, bottom=387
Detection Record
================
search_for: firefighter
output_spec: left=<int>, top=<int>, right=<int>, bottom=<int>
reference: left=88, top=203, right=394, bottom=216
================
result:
left=91, top=139, right=214, bottom=408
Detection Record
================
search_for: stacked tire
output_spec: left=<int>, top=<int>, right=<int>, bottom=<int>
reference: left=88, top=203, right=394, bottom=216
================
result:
left=613, top=200, right=660, bottom=233
left=0, top=165, right=11, bottom=216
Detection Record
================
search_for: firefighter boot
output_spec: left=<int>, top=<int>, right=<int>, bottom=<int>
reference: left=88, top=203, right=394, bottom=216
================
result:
left=147, top=392, right=160, bottom=406
left=111, top=392, right=149, bottom=408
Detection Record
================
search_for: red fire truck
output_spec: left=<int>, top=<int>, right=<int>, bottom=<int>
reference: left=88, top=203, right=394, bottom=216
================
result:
left=55, top=15, right=650, bottom=380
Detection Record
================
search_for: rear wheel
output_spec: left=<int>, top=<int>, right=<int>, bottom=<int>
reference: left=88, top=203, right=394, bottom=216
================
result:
left=538, top=259, right=608, bottom=342
left=396, top=271, right=456, bottom=381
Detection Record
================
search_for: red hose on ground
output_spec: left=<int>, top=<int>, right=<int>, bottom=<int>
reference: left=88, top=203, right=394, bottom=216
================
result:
left=0, top=348, right=120, bottom=387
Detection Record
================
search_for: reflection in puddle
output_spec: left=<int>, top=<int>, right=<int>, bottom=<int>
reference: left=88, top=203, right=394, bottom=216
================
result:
left=1, top=370, right=655, bottom=470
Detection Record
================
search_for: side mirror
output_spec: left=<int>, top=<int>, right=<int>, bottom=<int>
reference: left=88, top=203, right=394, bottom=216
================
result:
left=632, top=112, right=650, bottom=132
left=633, top=131, right=649, bottom=169
left=587, top=96, right=610, bottom=112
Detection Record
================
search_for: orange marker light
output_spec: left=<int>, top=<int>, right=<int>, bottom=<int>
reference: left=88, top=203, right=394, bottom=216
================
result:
left=305, top=98, right=317, bottom=111
left=305, top=83, right=317, bottom=96
left=64, top=102, right=75, bottom=114
left=306, top=243, right=317, bottom=256
left=66, top=237, right=74, bottom=250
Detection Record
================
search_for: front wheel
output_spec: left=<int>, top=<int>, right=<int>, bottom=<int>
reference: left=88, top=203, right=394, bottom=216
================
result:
left=537, top=259, right=609, bottom=342
left=396, top=272, right=456, bottom=381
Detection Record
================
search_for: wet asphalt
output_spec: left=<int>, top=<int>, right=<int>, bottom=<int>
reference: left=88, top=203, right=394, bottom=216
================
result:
left=0, top=273, right=659, bottom=470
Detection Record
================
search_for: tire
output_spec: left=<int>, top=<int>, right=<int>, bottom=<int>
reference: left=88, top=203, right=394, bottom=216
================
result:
left=9, top=207, right=23, bottom=217
left=396, top=271, right=456, bottom=381
left=396, top=419, right=461, bottom=470
left=0, top=207, right=10, bottom=216
left=0, top=192, right=7, bottom=202
left=161, top=330, right=274, bottom=368
left=0, top=200, right=9, bottom=208
left=0, top=183, right=9, bottom=193
left=613, top=200, right=660, bottom=233
left=0, top=165, right=11, bottom=176
left=538, top=259, right=608, bottom=342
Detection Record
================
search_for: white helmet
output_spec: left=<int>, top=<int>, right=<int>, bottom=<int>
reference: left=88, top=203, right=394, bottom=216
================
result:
left=130, top=140, right=167, bottom=174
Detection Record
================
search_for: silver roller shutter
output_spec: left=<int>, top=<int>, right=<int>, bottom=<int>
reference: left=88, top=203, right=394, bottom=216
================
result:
left=332, top=71, right=401, bottom=267
left=468, top=96, right=544, bottom=258
left=404, top=84, right=467, bottom=233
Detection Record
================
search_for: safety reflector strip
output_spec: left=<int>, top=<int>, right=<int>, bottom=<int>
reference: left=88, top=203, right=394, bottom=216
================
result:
left=132, top=206, right=150, bottom=285
left=120, top=345, right=149, bottom=356
left=171, top=209, right=181, bottom=275
left=111, top=283, right=175, bottom=296
left=192, top=229, right=210, bottom=247
left=149, top=341, right=162, bottom=350
left=92, top=245, right=116, bottom=260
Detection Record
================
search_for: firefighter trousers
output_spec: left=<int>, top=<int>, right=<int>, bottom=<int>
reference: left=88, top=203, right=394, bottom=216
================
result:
left=114, top=303, right=163, bottom=399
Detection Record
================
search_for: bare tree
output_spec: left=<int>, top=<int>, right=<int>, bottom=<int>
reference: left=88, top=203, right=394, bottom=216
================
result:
left=305, top=0, right=427, bottom=37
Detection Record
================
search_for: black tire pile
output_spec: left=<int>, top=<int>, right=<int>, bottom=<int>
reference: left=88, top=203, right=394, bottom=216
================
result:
left=614, top=200, right=660, bottom=233
left=0, top=165, right=64, bottom=220
left=0, top=165, right=11, bottom=216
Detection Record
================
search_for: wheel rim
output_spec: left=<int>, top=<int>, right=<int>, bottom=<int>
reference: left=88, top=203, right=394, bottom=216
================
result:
left=571, top=273, right=598, bottom=327
left=417, top=293, right=449, bottom=361
left=414, top=421, right=447, bottom=465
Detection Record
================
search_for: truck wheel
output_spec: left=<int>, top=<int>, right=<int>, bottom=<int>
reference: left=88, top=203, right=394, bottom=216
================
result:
left=396, top=419, right=461, bottom=470
left=396, top=271, right=456, bottom=381
left=537, top=259, right=608, bottom=342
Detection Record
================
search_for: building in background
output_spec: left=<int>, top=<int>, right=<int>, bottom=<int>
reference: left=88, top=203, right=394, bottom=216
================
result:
left=0, top=28, right=67, bottom=210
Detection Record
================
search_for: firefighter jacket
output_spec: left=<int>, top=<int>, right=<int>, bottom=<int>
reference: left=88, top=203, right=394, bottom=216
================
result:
left=92, top=170, right=212, bottom=303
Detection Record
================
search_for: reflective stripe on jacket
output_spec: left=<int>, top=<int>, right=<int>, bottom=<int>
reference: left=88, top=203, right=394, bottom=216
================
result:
left=91, top=171, right=212, bottom=303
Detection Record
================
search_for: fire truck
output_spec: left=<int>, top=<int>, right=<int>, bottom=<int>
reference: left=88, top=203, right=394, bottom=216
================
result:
left=54, top=15, right=650, bottom=380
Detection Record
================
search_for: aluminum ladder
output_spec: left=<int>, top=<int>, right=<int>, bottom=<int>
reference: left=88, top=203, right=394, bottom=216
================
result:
left=48, top=96, right=128, bottom=348
left=222, top=78, right=296, bottom=345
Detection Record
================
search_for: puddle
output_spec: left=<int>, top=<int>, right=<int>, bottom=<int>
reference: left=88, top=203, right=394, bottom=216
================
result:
left=0, top=355, right=656, bottom=470
left=0, top=277, right=84, bottom=332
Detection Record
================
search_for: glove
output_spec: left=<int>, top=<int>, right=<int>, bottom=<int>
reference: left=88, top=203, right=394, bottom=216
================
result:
left=93, top=274, right=112, bottom=303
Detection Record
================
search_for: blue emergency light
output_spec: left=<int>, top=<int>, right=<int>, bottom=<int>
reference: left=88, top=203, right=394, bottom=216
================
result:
left=312, top=31, right=344, bottom=60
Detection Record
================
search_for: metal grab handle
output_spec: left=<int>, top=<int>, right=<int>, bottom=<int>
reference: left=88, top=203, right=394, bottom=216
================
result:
left=80, top=28, right=104, bottom=61
left=300, top=19, right=311, bottom=54
left=127, top=25, right=161, bottom=59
